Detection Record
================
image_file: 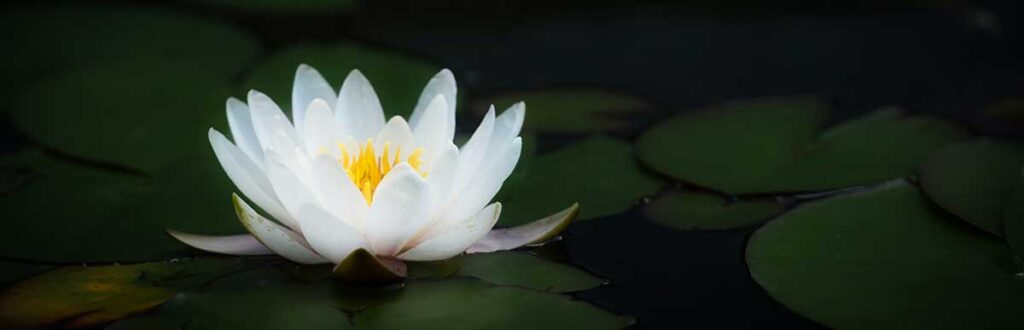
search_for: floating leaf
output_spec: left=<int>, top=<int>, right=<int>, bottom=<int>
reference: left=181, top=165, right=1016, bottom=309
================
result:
left=244, top=43, right=441, bottom=118
left=747, top=181, right=1024, bottom=329
left=354, top=278, right=633, bottom=330
left=0, top=258, right=261, bottom=328
left=642, top=190, right=785, bottom=231
left=473, top=89, right=654, bottom=134
left=0, top=150, right=242, bottom=262
left=637, top=97, right=969, bottom=194
left=920, top=139, right=1024, bottom=237
left=11, top=61, right=233, bottom=172
left=456, top=252, right=602, bottom=293
left=497, top=136, right=664, bottom=226
left=0, top=4, right=260, bottom=111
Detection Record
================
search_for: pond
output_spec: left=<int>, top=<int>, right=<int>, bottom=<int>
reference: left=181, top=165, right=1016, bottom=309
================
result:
left=1, top=0, right=1023, bottom=329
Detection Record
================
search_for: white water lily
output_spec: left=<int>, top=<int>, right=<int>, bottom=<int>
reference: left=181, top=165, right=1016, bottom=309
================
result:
left=169, top=65, right=576, bottom=277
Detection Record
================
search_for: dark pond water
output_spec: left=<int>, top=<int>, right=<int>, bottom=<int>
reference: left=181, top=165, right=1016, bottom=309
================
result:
left=2, top=0, right=1023, bottom=329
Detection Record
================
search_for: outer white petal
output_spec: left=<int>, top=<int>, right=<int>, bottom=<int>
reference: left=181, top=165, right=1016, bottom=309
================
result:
left=426, top=142, right=459, bottom=214
left=248, top=90, right=301, bottom=152
left=374, top=116, right=416, bottom=160
left=167, top=230, right=272, bottom=256
left=309, top=154, right=368, bottom=231
left=232, top=194, right=327, bottom=264
left=365, top=163, right=431, bottom=257
left=303, top=99, right=345, bottom=156
left=443, top=137, right=522, bottom=226
left=465, top=203, right=578, bottom=254
left=412, top=95, right=451, bottom=172
left=490, top=102, right=525, bottom=149
left=335, top=69, right=385, bottom=141
left=209, top=129, right=298, bottom=229
left=292, top=64, right=336, bottom=135
left=225, top=98, right=264, bottom=165
left=409, top=68, right=456, bottom=135
left=297, top=204, right=370, bottom=263
left=451, top=106, right=495, bottom=196
left=265, top=151, right=320, bottom=231
left=398, top=202, right=501, bottom=261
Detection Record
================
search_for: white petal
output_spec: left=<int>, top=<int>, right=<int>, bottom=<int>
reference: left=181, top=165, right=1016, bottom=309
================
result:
left=209, top=129, right=298, bottom=229
left=452, top=106, right=495, bottom=196
left=335, top=70, right=385, bottom=141
left=297, top=204, right=370, bottom=263
left=490, top=102, right=525, bottom=149
left=427, top=142, right=459, bottom=214
left=412, top=95, right=452, bottom=172
left=292, top=64, right=336, bottom=135
left=302, top=99, right=345, bottom=156
left=265, top=151, right=320, bottom=232
left=309, top=154, right=367, bottom=231
left=409, top=69, right=456, bottom=134
left=232, top=194, right=327, bottom=264
left=440, top=137, right=521, bottom=230
left=225, top=98, right=264, bottom=165
left=167, top=230, right=272, bottom=256
left=365, top=163, right=431, bottom=257
left=248, top=90, right=301, bottom=152
left=374, top=116, right=416, bottom=160
left=465, top=203, right=578, bottom=254
left=398, top=202, right=501, bottom=261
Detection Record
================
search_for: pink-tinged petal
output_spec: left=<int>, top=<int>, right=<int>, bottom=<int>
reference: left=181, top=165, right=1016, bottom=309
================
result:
left=166, top=230, right=272, bottom=256
left=232, top=194, right=328, bottom=264
left=466, top=203, right=579, bottom=254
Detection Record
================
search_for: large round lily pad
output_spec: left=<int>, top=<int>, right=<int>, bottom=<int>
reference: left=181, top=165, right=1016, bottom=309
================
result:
left=920, top=139, right=1024, bottom=237
left=747, top=181, right=1024, bottom=329
left=243, top=43, right=441, bottom=117
left=11, top=61, right=233, bottom=172
left=642, top=190, right=785, bottom=231
left=637, top=97, right=969, bottom=194
left=0, top=150, right=243, bottom=262
left=473, top=89, right=655, bottom=134
left=354, top=278, right=633, bottom=330
left=457, top=252, right=603, bottom=293
left=0, top=5, right=260, bottom=110
left=497, top=136, right=664, bottom=226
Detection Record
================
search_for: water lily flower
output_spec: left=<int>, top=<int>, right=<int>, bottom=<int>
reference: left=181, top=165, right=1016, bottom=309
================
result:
left=168, top=65, right=577, bottom=282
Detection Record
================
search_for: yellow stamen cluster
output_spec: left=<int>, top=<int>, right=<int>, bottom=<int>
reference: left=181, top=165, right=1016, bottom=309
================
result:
left=334, top=139, right=424, bottom=204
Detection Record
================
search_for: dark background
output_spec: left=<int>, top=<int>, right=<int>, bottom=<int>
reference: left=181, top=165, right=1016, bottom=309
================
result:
left=3, top=0, right=1023, bottom=328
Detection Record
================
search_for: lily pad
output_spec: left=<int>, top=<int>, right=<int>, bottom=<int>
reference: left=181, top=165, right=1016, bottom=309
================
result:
left=11, top=61, right=234, bottom=172
left=642, top=190, right=785, bottom=231
left=0, top=258, right=262, bottom=329
left=473, top=89, right=654, bottom=134
left=0, top=150, right=243, bottom=262
left=456, top=252, right=603, bottom=293
left=354, top=278, right=633, bottom=330
left=243, top=43, right=441, bottom=118
left=747, top=181, right=1024, bottom=329
left=636, top=97, right=969, bottom=194
left=920, top=139, right=1024, bottom=237
left=0, top=4, right=260, bottom=109
left=497, top=136, right=664, bottom=226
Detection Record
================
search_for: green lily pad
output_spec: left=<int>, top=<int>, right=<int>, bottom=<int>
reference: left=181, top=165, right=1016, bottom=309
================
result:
left=0, top=4, right=260, bottom=110
left=473, top=89, right=654, bottom=134
left=636, top=97, right=969, bottom=194
left=243, top=43, right=441, bottom=117
left=190, top=0, right=358, bottom=13
left=354, top=278, right=633, bottom=330
left=0, top=150, right=243, bottom=262
left=642, top=190, right=785, bottom=231
left=920, top=139, right=1024, bottom=237
left=0, top=258, right=262, bottom=329
left=1003, top=173, right=1024, bottom=256
left=747, top=181, right=1024, bottom=329
left=456, top=252, right=603, bottom=293
left=497, top=136, right=664, bottom=226
left=11, top=61, right=233, bottom=172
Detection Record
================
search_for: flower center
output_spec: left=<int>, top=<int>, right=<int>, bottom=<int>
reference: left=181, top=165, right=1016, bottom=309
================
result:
left=330, top=139, right=424, bottom=204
